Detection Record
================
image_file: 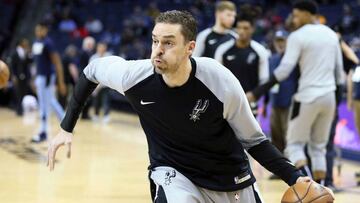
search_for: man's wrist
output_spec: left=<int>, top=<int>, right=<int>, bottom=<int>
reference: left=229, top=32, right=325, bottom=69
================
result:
left=288, top=170, right=305, bottom=186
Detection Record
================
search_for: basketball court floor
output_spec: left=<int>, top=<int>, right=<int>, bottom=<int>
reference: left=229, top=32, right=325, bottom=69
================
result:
left=0, top=107, right=359, bottom=203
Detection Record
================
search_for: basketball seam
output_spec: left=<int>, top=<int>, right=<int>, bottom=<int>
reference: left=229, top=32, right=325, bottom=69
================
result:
left=291, top=185, right=302, bottom=203
left=303, top=181, right=313, bottom=199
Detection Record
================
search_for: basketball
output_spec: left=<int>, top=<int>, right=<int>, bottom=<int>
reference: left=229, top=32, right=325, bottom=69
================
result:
left=281, top=181, right=335, bottom=203
left=0, top=60, right=9, bottom=88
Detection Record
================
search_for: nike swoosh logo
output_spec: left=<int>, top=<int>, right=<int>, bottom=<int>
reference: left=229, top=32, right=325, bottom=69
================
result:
left=226, top=55, right=236, bottom=60
left=140, top=100, right=155, bottom=105
left=208, top=39, right=217, bottom=45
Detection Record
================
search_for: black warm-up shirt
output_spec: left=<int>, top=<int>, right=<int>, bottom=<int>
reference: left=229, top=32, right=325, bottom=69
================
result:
left=61, top=56, right=302, bottom=191
left=193, top=28, right=237, bottom=58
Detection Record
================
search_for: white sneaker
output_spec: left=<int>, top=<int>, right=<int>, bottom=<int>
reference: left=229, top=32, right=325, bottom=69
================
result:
left=92, top=115, right=100, bottom=122
left=102, top=115, right=111, bottom=124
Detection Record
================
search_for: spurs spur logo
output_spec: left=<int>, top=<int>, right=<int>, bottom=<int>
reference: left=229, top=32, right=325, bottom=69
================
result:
left=164, top=170, right=176, bottom=185
left=189, top=99, right=209, bottom=122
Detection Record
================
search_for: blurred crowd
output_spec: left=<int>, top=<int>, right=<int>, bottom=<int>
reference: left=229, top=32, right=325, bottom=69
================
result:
left=1, top=0, right=360, bottom=120
left=44, top=0, right=360, bottom=57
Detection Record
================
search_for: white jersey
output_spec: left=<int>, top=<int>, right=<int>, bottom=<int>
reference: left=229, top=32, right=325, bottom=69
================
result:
left=274, top=24, right=344, bottom=103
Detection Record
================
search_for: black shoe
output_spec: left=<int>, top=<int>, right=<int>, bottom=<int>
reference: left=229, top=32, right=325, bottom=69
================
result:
left=31, top=132, right=47, bottom=143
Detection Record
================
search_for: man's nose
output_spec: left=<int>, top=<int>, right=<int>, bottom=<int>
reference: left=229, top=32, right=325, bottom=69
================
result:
left=154, top=44, right=164, bottom=56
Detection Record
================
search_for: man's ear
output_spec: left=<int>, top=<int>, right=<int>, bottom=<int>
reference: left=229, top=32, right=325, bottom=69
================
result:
left=188, top=40, right=196, bottom=55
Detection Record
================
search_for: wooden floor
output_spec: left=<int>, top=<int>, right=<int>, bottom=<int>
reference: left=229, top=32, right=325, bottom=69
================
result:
left=0, top=107, right=360, bottom=203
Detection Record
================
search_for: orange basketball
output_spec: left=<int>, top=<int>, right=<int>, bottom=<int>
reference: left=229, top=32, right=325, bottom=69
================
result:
left=281, top=181, right=335, bottom=203
left=0, top=60, right=10, bottom=88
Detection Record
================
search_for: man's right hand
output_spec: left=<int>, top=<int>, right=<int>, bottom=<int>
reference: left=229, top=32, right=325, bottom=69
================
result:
left=246, top=91, right=256, bottom=103
left=58, top=82, right=67, bottom=96
left=47, top=128, right=73, bottom=171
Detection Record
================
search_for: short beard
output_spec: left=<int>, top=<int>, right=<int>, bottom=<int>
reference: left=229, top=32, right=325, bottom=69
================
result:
left=154, top=66, right=165, bottom=74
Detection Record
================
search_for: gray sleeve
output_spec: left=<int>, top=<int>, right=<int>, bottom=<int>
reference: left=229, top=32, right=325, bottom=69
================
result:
left=83, top=56, right=153, bottom=94
left=195, top=57, right=267, bottom=149
left=223, top=74, right=267, bottom=149
left=214, top=39, right=235, bottom=63
left=193, top=28, right=212, bottom=57
left=274, top=34, right=301, bottom=82
left=251, top=41, right=270, bottom=84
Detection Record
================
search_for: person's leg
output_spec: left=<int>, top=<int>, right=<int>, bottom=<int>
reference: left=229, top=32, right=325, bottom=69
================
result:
left=102, top=88, right=110, bottom=116
left=308, top=92, right=336, bottom=185
left=101, top=88, right=111, bottom=123
left=353, top=100, right=360, bottom=182
left=280, top=108, right=290, bottom=150
left=93, top=91, right=101, bottom=117
left=150, top=167, right=205, bottom=203
left=325, top=111, right=338, bottom=187
left=32, top=76, right=49, bottom=142
left=15, top=81, right=26, bottom=115
left=81, top=98, right=92, bottom=119
left=19, top=81, right=29, bottom=114
left=48, top=75, right=65, bottom=120
left=270, top=107, right=285, bottom=153
left=196, top=183, right=263, bottom=203
left=353, top=100, right=360, bottom=137
left=285, top=99, right=318, bottom=177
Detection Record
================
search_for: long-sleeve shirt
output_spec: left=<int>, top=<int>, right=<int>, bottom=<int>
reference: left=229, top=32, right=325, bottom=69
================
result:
left=274, top=24, right=344, bottom=103
left=61, top=56, right=302, bottom=191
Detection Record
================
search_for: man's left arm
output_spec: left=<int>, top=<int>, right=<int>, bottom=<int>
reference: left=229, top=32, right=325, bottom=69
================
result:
left=49, top=41, right=66, bottom=96
left=249, top=34, right=301, bottom=101
left=224, top=76, right=304, bottom=186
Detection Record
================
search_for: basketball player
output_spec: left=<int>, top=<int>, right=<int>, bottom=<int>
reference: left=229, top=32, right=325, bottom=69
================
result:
left=193, top=1, right=237, bottom=58
left=48, top=11, right=311, bottom=203
left=247, top=0, right=344, bottom=185
left=10, top=38, right=33, bottom=116
left=268, top=30, right=298, bottom=155
left=214, top=7, right=269, bottom=116
left=31, top=22, right=66, bottom=143
left=89, top=42, right=112, bottom=123
left=339, top=33, right=360, bottom=188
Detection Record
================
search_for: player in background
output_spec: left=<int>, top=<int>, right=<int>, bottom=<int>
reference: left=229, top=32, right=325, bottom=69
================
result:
left=268, top=30, right=298, bottom=157
left=193, top=0, right=237, bottom=58
left=10, top=38, right=33, bottom=116
left=47, top=10, right=313, bottom=203
left=247, top=0, right=344, bottom=185
left=31, top=22, right=66, bottom=143
left=214, top=5, right=269, bottom=117
left=89, top=42, right=112, bottom=123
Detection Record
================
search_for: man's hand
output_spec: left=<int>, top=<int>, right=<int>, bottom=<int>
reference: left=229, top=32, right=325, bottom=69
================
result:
left=58, top=82, right=67, bottom=96
left=47, top=129, right=73, bottom=171
left=261, top=106, right=267, bottom=118
left=296, top=177, right=335, bottom=199
left=296, top=176, right=311, bottom=183
left=246, top=91, right=256, bottom=103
